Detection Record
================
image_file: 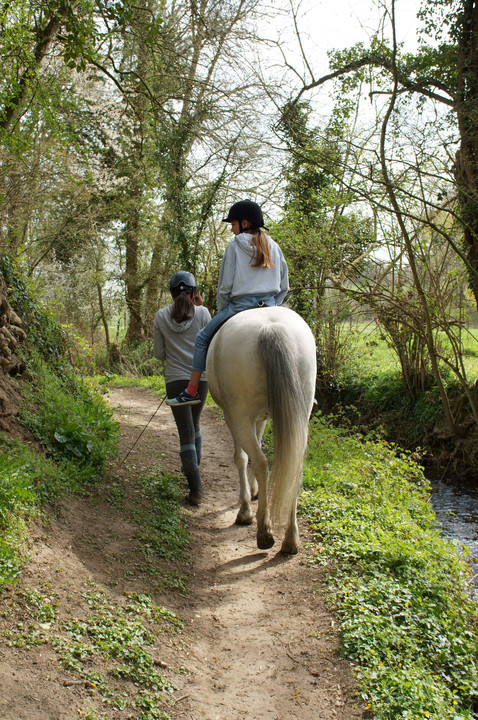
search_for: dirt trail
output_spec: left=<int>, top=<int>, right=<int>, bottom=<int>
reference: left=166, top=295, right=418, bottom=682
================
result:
left=0, top=386, right=365, bottom=720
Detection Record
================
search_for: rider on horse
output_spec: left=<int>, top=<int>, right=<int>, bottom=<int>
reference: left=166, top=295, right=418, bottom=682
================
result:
left=167, top=200, right=289, bottom=407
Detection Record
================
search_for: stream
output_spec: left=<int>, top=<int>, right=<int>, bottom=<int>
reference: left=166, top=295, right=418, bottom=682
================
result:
left=430, top=477, right=478, bottom=598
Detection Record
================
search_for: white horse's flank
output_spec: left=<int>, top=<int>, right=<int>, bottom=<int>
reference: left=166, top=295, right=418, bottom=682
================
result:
left=206, top=306, right=316, bottom=554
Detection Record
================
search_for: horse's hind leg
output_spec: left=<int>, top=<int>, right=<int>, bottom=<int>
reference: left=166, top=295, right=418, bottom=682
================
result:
left=281, top=497, right=300, bottom=554
left=234, top=445, right=254, bottom=525
left=230, top=420, right=274, bottom=549
left=248, top=419, right=266, bottom=501
left=247, top=464, right=258, bottom=501
left=248, top=443, right=274, bottom=550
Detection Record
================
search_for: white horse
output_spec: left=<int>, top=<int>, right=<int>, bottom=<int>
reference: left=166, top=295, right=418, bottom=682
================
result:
left=206, top=306, right=316, bottom=554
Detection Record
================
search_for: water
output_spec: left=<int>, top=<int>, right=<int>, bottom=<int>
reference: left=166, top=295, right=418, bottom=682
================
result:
left=430, top=477, right=478, bottom=597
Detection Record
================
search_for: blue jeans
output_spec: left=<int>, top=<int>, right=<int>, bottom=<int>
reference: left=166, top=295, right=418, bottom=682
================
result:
left=192, top=294, right=276, bottom=372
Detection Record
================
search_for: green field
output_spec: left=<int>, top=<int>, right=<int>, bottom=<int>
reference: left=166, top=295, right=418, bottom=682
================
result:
left=339, top=322, right=478, bottom=384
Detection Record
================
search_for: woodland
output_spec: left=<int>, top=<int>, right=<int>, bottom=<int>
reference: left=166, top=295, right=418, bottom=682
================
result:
left=1, top=0, right=478, bottom=471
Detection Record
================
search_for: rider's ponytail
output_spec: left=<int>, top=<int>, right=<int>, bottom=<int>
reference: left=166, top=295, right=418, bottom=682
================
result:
left=170, top=290, right=195, bottom=323
left=249, top=229, right=274, bottom=268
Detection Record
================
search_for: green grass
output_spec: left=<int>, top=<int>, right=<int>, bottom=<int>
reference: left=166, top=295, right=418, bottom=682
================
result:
left=301, top=414, right=478, bottom=719
left=343, top=322, right=478, bottom=384
left=330, top=322, right=478, bottom=447
left=342, top=322, right=399, bottom=378
left=96, top=373, right=167, bottom=394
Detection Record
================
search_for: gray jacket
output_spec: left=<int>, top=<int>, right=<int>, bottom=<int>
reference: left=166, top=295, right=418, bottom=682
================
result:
left=217, top=232, right=289, bottom=311
left=154, top=304, right=211, bottom=382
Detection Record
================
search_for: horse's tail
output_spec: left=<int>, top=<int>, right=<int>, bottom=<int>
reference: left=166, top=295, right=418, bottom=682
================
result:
left=258, top=322, right=310, bottom=531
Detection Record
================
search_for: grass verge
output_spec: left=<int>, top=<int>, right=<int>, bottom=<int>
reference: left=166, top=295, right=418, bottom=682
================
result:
left=1, top=419, right=191, bottom=718
left=301, top=415, right=478, bottom=719
left=96, top=373, right=167, bottom=394
left=331, top=323, right=478, bottom=452
left=0, top=434, right=99, bottom=587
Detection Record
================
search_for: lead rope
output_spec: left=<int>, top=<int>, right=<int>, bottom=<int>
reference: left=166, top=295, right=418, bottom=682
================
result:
left=122, top=393, right=167, bottom=463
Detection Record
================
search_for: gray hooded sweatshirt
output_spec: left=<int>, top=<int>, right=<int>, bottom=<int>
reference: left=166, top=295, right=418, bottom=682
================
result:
left=154, top=304, right=211, bottom=382
left=217, top=232, right=289, bottom=311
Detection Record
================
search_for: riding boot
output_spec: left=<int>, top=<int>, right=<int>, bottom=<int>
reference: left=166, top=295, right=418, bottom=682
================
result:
left=185, top=469, right=203, bottom=506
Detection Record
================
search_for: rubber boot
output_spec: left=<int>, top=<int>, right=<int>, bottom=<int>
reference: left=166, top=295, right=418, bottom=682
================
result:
left=186, top=469, right=203, bottom=506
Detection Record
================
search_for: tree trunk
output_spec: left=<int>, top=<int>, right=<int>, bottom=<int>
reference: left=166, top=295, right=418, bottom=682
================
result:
left=454, top=0, right=478, bottom=310
left=143, top=234, right=168, bottom=338
left=96, top=281, right=110, bottom=347
left=123, top=15, right=149, bottom=345
left=124, top=192, right=143, bottom=344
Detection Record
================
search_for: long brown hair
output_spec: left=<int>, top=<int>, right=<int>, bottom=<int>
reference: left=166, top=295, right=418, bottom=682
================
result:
left=170, top=290, right=197, bottom=322
left=243, top=222, right=274, bottom=268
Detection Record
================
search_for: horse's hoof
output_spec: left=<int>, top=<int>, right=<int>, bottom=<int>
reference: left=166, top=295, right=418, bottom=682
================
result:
left=280, top=542, right=299, bottom=555
left=251, top=491, right=259, bottom=501
left=235, top=513, right=253, bottom=526
left=257, top=532, right=275, bottom=550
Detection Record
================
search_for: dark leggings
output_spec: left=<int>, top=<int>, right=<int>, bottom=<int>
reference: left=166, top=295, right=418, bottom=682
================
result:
left=166, top=380, right=208, bottom=475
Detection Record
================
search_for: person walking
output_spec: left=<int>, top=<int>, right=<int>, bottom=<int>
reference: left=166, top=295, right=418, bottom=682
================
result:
left=166, top=199, right=289, bottom=407
left=154, top=272, right=211, bottom=505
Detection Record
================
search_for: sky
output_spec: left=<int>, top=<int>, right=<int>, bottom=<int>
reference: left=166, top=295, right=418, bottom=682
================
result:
left=269, top=0, right=421, bottom=83
left=306, top=0, right=421, bottom=51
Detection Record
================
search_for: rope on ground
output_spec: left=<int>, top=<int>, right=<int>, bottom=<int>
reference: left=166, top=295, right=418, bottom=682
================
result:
left=122, top=394, right=167, bottom=462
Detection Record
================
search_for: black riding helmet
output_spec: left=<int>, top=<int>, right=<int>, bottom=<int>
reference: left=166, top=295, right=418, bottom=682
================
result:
left=222, top=199, right=267, bottom=231
left=169, top=271, right=196, bottom=296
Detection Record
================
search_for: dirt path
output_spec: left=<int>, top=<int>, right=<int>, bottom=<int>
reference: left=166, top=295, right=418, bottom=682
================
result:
left=0, top=386, right=365, bottom=720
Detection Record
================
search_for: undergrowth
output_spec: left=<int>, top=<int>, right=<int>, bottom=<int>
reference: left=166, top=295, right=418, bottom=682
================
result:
left=20, top=349, right=119, bottom=474
left=329, top=324, right=478, bottom=453
left=301, top=414, right=478, bottom=719
left=93, top=339, right=158, bottom=378
left=332, top=368, right=445, bottom=447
